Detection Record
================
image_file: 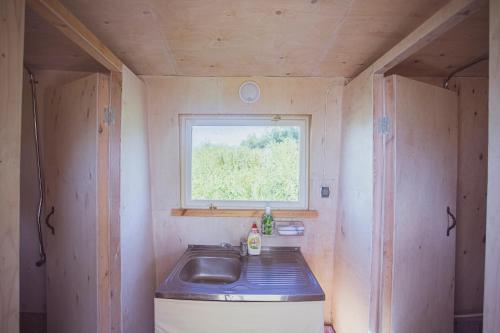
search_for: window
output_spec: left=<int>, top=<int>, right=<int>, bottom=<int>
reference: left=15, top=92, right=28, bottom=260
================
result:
left=180, top=115, right=309, bottom=209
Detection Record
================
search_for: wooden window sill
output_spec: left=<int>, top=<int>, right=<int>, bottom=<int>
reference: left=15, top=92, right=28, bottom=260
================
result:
left=171, top=208, right=318, bottom=218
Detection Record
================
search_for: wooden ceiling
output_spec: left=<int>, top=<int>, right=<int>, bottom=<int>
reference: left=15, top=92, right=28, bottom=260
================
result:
left=24, top=7, right=106, bottom=72
left=390, top=1, right=489, bottom=77
left=24, top=0, right=489, bottom=77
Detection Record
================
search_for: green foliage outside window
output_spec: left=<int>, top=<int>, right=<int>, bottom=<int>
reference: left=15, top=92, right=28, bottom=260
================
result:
left=191, top=127, right=300, bottom=202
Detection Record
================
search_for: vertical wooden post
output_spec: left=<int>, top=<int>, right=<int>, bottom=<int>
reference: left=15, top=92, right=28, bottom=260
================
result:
left=97, top=74, right=111, bottom=333
left=96, top=71, right=122, bottom=333
left=0, top=0, right=25, bottom=332
left=109, top=71, right=122, bottom=333
left=369, top=74, right=385, bottom=333
left=483, top=0, right=500, bottom=331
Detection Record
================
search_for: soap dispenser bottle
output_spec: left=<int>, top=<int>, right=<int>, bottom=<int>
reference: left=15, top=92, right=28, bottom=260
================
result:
left=247, top=223, right=262, bottom=255
left=261, top=206, right=274, bottom=236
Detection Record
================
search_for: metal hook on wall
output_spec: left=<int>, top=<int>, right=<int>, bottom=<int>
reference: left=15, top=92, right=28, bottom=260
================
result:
left=446, top=206, right=457, bottom=237
left=45, top=206, right=55, bottom=235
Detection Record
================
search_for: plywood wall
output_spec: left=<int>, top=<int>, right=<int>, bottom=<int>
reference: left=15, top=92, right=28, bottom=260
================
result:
left=120, top=66, right=156, bottom=333
left=20, top=69, right=46, bottom=315
left=143, top=76, right=344, bottom=323
left=332, top=68, right=374, bottom=333
left=453, top=78, right=488, bottom=315
left=0, top=0, right=25, bottom=331
left=484, top=0, right=500, bottom=331
left=17, top=69, right=97, bottom=331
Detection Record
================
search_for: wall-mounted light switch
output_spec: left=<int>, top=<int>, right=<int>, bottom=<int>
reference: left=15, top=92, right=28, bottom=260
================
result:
left=321, top=186, right=330, bottom=198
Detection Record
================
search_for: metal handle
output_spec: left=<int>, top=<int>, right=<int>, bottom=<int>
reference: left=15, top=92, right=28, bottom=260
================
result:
left=446, top=206, right=456, bottom=236
left=45, top=206, right=55, bottom=235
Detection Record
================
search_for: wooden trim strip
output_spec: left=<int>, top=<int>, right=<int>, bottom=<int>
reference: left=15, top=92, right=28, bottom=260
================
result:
left=108, top=71, right=122, bottom=333
left=27, top=0, right=123, bottom=72
left=373, top=0, right=484, bottom=74
left=171, top=209, right=319, bottom=218
left=96, top=73, right=111, bottom=333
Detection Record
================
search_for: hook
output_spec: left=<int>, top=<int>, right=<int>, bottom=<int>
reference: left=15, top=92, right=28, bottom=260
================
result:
left=446, top=206, right=457, bottom=236
left=45, top=206, right=55, bottom=235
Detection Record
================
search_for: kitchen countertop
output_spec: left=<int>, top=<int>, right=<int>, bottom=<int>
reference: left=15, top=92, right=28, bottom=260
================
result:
left=155, top=245, right=325, bottom=302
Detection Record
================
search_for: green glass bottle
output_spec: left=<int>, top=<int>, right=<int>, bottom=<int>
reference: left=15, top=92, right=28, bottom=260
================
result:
left=261, top=206, right=274, bottom=236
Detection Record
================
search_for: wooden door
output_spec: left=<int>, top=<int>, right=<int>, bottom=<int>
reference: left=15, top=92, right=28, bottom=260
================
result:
left=381, top=75, right=458, bottom=333
left=43, top=73, right=111, bottom=333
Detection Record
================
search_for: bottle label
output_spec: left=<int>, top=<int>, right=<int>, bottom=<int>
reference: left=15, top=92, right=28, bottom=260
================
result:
left=248, top=236, right=261, bottom=250
left=262, top=215, right=273, bottom=235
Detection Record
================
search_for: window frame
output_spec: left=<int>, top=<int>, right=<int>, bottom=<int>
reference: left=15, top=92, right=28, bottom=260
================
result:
left=179, top=114, right=310, bottom=210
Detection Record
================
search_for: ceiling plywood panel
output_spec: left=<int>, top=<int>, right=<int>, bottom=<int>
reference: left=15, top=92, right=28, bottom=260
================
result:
left=39, top=0, right=474, bottom=77
left=316, top=0, right=451, bottom=76
left=389, top=3, right=489, bottom=77
left=24, top=7, right=106, bottom=72
left=150, top=0, right=353, bottom=76
left=59, top=0, right=177, bottom=75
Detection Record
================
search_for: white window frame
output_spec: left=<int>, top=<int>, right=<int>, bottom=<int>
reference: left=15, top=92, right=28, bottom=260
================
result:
left=180, top=114, right=310, bottom=209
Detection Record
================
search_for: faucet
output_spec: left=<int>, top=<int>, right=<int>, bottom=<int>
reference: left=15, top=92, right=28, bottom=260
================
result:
left=221, top=241, right=247, bottom=256
left=220, top=242, right=233, bottom=249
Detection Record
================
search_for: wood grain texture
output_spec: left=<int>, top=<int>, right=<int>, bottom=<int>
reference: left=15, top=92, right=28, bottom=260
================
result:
left=96, top=73, right=111, bottom=333
left=0, top=0, right=25, bottom=332
left=20, top=69, right=47, bottom=314
left=24, top=0, right=488, bottom=77
left=484, top=0, right=500, bottom=331
left=405, top=76, right=488, bottom=316
left=144, top=76, right=344, bottom=324
left=380, top=75, right=396, bottom=333
left=332, top=67, right=374, bottom=333
left=389, top=3, right=489, bottom=77
left=454, top=78, right=488, bottom=315
left=24, top=6, right=105, bottom=72
left=27, top=0, right=123, bottom=72
left=171, top=209, right=319, bottom=218
left=369, top=73, right=384, bottom=333
left=384, top=76, right=458, bottom=333
left=120, top=66, right=156, bottom=333
left=43, top=74, right=104, bottom=333
left=373, top=0, right=485, bottom=74
left=52, top=0, right=452, bottom=77
left=109, top=70, right=122, bottom=333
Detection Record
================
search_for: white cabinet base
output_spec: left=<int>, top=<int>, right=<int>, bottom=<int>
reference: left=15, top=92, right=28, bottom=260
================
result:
left=155, top=298, right=324, bottom=333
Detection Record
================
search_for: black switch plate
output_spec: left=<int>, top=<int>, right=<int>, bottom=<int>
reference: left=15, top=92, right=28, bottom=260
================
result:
left=321, top=186, right=330, bottom=198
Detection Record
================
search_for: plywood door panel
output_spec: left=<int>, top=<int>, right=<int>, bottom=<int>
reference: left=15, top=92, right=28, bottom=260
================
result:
left=386, top=75, right=458, bottom=333
left=43, top=73, right=107, bottom=333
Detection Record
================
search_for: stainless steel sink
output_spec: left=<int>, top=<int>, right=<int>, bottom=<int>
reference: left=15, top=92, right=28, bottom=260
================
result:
left=179, top=256, right=241, bottom=284
left=156, top=245, right=325, bottom=302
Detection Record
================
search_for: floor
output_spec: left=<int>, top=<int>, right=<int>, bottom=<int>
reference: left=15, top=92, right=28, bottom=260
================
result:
left=454, top=317, right=483, bottom=333
left=20, top=312, right=46, bottom=333
left=20, top=314, right=333, bottom=333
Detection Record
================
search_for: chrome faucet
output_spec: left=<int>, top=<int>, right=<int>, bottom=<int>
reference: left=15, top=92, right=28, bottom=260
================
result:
left=220, top=242, right=233, bottom=249
left=221, top=241, right=248, bottom=256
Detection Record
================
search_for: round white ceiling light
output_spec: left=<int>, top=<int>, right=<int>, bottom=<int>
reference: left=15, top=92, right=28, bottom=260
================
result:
left=239, top=81, right=261, bottom=104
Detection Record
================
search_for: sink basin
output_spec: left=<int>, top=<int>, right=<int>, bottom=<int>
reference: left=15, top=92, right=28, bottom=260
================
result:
left=156, top=245, right=325, bottom=302
left=179, top=256, right=241, bottom=284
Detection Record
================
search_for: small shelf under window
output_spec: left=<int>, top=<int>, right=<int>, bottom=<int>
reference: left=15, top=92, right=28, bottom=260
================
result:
left=170, top=208, right=319, bottom=218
